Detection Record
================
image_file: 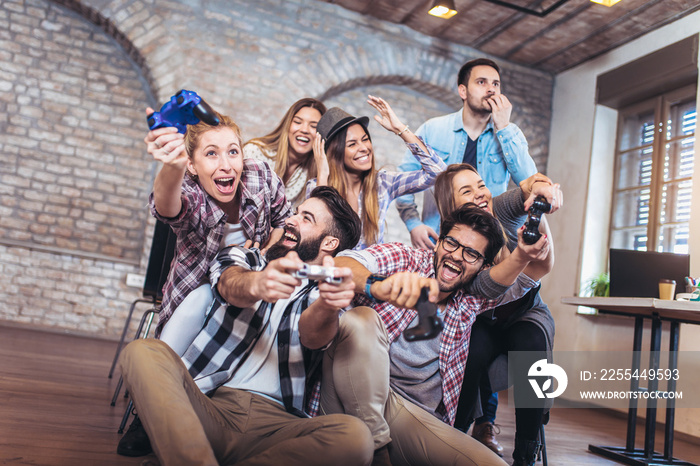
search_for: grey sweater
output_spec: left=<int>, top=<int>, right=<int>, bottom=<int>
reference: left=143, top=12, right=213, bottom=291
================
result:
left=467, top=188, right=555, bottom=351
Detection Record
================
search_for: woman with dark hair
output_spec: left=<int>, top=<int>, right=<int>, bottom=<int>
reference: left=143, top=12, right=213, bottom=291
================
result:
left=307, top=96, right=446, bottom=250
left=244, top=98, right=327, bottom=207
left=434, top=163, right=562, bottom=466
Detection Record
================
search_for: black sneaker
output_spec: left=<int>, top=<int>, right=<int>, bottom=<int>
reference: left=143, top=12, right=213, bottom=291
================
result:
left=117, top=415, right=153, bottom=457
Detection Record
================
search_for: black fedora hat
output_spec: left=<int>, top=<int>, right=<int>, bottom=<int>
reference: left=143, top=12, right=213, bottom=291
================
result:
left=317, top=107, right=370, bottom=144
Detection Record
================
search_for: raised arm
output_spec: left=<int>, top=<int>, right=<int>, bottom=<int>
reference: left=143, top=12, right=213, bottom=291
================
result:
left=386, top=142, right=446, bottom=197
left=519, top=173, right=563, bottom=213
left=487, top=226, right=550, bottom=286
left=367, top=95, right=429, bottom=154
left=368, top=96, right=446, bottom=209
left=312, top=133, right=329, bottom=187
left=492, top=177, right=561, bottom=280
left=146, top=107, right=188, bottom=218
left=521, top=215, right=553, bottom=280
left=367, top=95, right=445, bottom=185
left=393, top=120, right=440, bottom=249
left=394, top=165, right=422, bottom=232
left=518, top=175, right=560, bottom=278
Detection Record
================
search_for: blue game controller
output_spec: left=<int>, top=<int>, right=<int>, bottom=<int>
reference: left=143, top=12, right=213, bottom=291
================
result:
left=146, top=89, right=220, bottom=134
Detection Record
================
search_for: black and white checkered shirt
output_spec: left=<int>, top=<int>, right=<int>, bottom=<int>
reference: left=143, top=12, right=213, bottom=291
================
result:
left=180, top=246, right=323, bottom=417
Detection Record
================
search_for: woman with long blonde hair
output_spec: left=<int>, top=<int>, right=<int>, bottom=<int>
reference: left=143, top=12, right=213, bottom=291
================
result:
left=244, top=98, right=327, bottom=207
left=307, top=96, right=445, bottom=250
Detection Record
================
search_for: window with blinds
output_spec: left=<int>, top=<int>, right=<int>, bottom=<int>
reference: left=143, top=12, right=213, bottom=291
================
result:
left=610, top=86, right=696, bottom=253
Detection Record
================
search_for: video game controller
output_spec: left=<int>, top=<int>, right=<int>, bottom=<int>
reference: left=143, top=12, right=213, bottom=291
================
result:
left=522, top=195, right=551, bottom=245
left=293, top=264, right=342, bottom=284
left=146, top=89, right=220, bottom=134
left=403, top=287, right=443, bottom=342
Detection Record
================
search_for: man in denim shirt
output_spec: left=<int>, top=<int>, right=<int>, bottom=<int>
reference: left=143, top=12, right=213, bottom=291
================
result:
left=397, top=58, right=536, bottom=250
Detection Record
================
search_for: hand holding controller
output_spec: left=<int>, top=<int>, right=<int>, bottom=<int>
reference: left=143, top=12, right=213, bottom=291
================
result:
left=147, top=89, right=220, bottom=134
left=403, top=287, right=443, bottom=342
left=293, top=264, right=342, bottom=285
left=522, top=195, right=551, bottom=245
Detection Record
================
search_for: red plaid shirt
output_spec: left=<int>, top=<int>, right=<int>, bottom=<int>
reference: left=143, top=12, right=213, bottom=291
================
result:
left=341, top=242, right=537, bottom=426
left=150, top=159, right=291, bottom=336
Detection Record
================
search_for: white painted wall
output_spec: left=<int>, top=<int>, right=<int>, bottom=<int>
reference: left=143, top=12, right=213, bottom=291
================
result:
left=544, top=10, right=700, bottom=437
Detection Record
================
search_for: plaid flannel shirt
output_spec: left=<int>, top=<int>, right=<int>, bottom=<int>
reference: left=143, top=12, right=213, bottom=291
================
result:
left=339, top=242, right=538, bottom=426
left=150, top=159, right=291, bottom=336
left=180, top=246, right=324, bottom=417
left=305, top=140, right=446, bottom=250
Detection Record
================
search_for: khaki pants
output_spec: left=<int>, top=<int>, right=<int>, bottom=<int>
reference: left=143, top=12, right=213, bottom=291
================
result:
left=320, top=307, right=507, bottom=466
left=119, top=339, right=373, bottom=466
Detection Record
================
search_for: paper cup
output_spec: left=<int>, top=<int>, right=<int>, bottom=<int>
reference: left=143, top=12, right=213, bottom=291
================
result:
left=659, top=279, right=676, bottom=300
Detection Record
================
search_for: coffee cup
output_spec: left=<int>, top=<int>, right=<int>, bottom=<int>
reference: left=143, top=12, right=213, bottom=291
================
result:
left=659, top=279, right=676, bottom=300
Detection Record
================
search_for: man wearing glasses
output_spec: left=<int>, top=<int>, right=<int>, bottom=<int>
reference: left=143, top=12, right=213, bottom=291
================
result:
left=320, top=204, right=549, bottom=466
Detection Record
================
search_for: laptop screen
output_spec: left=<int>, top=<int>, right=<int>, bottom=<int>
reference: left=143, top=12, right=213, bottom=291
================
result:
left=609, top=249, right=690, bottom=298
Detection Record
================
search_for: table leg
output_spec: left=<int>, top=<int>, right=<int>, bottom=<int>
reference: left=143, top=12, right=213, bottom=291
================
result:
left=626, top=316, right=644, bottom=451
left=664, top=322, right=680, bottom=460
left=643, top=317, right=662, bottom=458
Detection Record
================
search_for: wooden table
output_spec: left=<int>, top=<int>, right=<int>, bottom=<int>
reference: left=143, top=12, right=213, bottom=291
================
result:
left=561, top=297, right=700, bottom=466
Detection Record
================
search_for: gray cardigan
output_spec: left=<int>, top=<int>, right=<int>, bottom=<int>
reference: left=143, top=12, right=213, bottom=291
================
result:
left=468, top=188, right=556, bottom=391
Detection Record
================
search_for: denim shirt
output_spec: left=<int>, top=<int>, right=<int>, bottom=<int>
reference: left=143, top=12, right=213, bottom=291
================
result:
left=396, top=109, right=536, bottom=234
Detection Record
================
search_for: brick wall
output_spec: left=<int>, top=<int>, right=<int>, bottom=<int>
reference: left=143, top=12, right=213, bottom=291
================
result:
left=1, top=0, right=153, bottom=262
left=0, top=0, right=154, bottom=336
left=0, top=0, right=553, bottom=338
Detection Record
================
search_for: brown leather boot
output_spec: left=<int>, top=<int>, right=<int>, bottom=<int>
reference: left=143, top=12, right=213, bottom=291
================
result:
left=471, top=422, right=504, bottom=457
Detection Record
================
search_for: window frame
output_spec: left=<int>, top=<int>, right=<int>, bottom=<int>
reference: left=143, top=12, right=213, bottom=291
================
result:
left=610, top=84, right=697, bottom=253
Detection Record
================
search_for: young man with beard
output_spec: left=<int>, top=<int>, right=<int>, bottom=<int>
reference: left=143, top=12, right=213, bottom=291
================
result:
left=396, top=58, right=537, bottom=250
left=321, top=204, right=548, bottom=466
left=118, top=186, right=374, bottom=466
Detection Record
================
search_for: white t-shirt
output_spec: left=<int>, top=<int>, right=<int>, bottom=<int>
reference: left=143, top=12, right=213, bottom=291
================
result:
left=220, top=222, right=246, bottom=249
left=222, top=282, right=317, bottom=406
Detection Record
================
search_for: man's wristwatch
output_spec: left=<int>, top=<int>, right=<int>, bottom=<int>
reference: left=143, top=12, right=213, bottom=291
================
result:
left=365, top=274, right=387, bottom=301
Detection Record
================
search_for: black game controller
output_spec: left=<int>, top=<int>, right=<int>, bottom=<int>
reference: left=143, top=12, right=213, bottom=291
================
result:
left=403, top=287, right=443, bottom=342
left=147, top=89, right=220, bottom=134
left=522, top=195, right=551, bottom=245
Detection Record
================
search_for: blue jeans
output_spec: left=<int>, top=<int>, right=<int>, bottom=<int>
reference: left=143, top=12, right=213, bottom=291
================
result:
left=476, top=392, right=498, bottom=425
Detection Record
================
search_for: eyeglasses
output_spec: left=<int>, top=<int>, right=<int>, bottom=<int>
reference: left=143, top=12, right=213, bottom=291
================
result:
left=440, top=236, right=485, bottom=264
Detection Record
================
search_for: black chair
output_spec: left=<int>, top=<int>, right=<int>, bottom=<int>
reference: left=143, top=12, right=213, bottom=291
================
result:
left=487, top=355, right=550, bottom=464
left=538, top=411, right=549, bottom=465
left=108, top=220, right=176, bottom=432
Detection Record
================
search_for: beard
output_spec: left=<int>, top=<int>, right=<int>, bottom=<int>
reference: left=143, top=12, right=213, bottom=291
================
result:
left=432, top=253, right=479, bottom=294
left=265, top=226, right=324, bottom=263
left=465, top=92, right=493, bottom=116
left=265, top=241, right=291, bottom=262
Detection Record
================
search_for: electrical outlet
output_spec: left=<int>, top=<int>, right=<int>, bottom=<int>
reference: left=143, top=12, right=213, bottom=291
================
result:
left=126, top=273, right=145, bottom=288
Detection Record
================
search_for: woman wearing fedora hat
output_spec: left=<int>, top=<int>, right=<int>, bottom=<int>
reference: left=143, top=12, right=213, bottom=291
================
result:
left=308, top=95, right=446, bottom=250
